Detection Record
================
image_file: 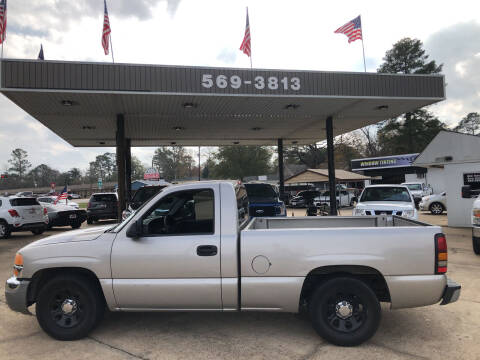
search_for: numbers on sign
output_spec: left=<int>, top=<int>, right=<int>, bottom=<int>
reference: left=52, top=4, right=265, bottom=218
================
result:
left=216, top=75, right=228, bottom=89
left=230, top=75, right=241, bottom=89
left=291, top=77, right=301, bottom=91
left=267, top=77, right=279, bottom=90
left=280, top=77, right=288, bottom=90
left=254, top=76, right=265, bottom=90
left=201, top=74, right=213, bottom=88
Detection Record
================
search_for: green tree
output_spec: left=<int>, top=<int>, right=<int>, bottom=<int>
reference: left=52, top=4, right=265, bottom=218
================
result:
left=29, top=164, right=60, bottom=188
left=377, top=109, right=445, bottom=154
left=131, top=156, right=146, bottom=180
left=213, top=146, right=272, bottom=181
left=454, top=112, right=480, bottom=135
left=8, top=148, right=31, bottom=178
left=378, top=38, right=444, bottom=153
left=86, top=153, right=117, bottom=182
left=152, top=147, right=194, bottom=181
left=377, top=38, right=443, bottom=74
left=285, top=144, right=327, bottom=168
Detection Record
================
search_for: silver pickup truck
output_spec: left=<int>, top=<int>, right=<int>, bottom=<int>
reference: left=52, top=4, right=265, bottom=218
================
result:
left=5, top=181, right=461, bottom=346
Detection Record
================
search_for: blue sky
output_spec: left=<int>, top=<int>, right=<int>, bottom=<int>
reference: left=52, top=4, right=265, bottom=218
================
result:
left=0, top=0, right=479, bottom=172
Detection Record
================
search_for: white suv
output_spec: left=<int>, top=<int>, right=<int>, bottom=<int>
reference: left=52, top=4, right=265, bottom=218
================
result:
left=0, top=197, right=48, bottom=239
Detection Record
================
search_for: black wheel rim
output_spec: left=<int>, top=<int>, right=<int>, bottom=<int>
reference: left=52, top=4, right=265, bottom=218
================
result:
left=0, top=224, right=5, bottom=236
left=323, top=291, right=367, bottom=333
left=431, top=204, right=442, bottom=214
left=48, top=288, right=84, bottom=328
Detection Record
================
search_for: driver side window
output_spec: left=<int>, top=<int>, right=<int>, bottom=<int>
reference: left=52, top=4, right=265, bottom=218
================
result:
left=142, top=189, right=214, bottom=236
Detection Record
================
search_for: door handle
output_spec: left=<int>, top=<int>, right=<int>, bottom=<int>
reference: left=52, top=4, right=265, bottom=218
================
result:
left=196, top=245, right=218, bottom=256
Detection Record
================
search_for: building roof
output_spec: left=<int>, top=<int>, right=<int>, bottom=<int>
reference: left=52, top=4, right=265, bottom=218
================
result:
left=285, top=168, right=370, bottom=184
left=414, top=130, right=480, bottom=167
left=0, top=59, right=445, bottom=147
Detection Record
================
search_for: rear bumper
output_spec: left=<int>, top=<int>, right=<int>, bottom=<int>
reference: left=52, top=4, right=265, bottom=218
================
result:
left=5, top=276, right=31, bottom=314
left=440, top=278, right=461, bottom=305
left=49, top=211, right=87, bottom=226
left=87, top=210, right=117, bottom=219
left=7, top=222, right=45, bottom=232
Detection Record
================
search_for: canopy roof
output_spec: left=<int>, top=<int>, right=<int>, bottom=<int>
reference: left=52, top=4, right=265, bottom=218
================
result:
left=285, top=169, right=371, bottom=184
left=0, top=59, right=445, bottom=147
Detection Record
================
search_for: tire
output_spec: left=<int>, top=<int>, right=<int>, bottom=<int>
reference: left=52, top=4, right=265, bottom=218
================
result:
left=36, top=274, right=105, bottom=341
left=31, top=228, right=45, bottom=235
left=46, top=223, right=53, bottom=230
left=309, top=277, right=381, bottom=347
left=429, top=202, right=444, bottom=215
left=71, top=221, right=82, bottom=229
left=473, top=237, right=480, bottom=255
left=86, top=218, right=93, bottom=225
left=0, top=220, right=11, bottom=239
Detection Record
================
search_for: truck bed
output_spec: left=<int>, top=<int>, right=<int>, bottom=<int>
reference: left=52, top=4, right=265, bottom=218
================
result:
left=245, top=215, right=431, bottom=230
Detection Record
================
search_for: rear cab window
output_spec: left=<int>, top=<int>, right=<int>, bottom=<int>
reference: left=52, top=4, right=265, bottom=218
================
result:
left=10, top=198, right=40, bottom=206
left=91, top=194, right=117, bottom=202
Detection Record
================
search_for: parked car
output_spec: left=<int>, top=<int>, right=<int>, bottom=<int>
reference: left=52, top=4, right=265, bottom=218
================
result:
left=244, top=182, right=286, bottom=217
left=68, top=192, right=82, bottom=199
left=0, top=196, right=48, bottom=238
left=461, top=186, right=480, bottom=254
left=289, top=190, right=321, bottom=208
left=5, top=181, right=460, bottom=346
left=314, top=190, right=356, bottom=208
left=401, top=182, right=432, bottom=208
left=37, top=197, right=87, bottom=229
left=15, top=191, right=34, bottom=197
left=86, top=193, right=118, bottom=224
left=353, top=185, right=418, bottom=220
left=419, top=192, right=447, bottom=215
left=37, top=196, right=79, bottom=209
left=122, top=184, right=170, bottom=220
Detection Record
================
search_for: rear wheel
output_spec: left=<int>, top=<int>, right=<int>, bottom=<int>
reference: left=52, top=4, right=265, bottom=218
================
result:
left=36, top=275, right=104, bottom=340
left=0, top=220, right=11, bottom=239
left=473, top=237, right=480, bottom=255
left=86, top=218, right=93, bottom=225
left=71, top=221, right=82, bottom=229
left=309, top=277, right=381, bottom=346
left=429, top=202, right=444, bottom=215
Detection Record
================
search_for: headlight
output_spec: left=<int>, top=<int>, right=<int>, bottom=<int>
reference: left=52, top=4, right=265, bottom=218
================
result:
left=402, top=210, right=415, bottom=218
left=354, top=208, right=366, bottom=216
left=13, top=253, right=23, bottom=277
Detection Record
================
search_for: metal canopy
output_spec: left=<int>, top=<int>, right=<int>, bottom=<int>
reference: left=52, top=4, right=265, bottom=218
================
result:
left=0, top=59, right=445, bottom=147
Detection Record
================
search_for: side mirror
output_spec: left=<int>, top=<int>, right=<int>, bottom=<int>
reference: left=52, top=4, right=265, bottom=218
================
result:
left=462, top=185, right=472, bottom=199
left=126, top=219, right=143, bottom=238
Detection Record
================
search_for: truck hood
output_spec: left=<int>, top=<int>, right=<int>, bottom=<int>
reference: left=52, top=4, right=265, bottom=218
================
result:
left=22, top=225, right=111, bottom=248
left=356, top=202, right=414, bottom=210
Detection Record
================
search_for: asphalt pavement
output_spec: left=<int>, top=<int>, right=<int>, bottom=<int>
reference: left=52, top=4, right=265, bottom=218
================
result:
left=0, top=212, right=479, bottom=360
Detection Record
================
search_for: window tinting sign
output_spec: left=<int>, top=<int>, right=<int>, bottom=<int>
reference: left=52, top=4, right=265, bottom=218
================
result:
left=463, top=172, right=480, bottom=190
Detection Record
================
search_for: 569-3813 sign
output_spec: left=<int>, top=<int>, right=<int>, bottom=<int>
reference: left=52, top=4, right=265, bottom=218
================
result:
left=201, top=74, right=301, bottom=91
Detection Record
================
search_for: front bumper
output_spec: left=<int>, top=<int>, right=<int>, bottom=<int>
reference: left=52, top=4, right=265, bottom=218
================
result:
left=440, top=278, right=461, bottom=305
left=419, top=201, right=427, bottom=211
left=5, top=276, right=31, bottom=314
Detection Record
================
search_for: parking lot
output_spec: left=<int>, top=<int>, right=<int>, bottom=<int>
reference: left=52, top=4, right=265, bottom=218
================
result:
left=0, top=211, right=479, bottom=360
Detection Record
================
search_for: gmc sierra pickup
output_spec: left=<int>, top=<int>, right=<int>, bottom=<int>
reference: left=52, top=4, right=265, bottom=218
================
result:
left=5, top=181, right=461, bottom=346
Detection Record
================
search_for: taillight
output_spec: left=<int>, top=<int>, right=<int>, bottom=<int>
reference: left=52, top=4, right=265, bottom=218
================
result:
left=43, top=207, right=48, bottom=215
left=8, top=209, right=20, bottom=217
left=435, top=233, right=447, bottom=274
left=87, top=202, right=92, bottom=209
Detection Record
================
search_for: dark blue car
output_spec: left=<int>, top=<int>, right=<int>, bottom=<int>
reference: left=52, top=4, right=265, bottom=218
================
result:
left=244, top=183, right=286, bottom=217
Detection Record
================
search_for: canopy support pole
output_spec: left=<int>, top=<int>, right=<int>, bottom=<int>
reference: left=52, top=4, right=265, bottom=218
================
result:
left=116, top=114, right=126, bottom=220
left=326, top=116, right=337, bottom=215
left=125, top=138, right=132, bottom=202
left=278, top=139, right=285, bottom=202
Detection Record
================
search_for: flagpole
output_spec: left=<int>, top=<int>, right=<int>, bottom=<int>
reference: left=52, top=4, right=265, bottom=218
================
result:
left=361, top=39, right=366, bottom=72
left=110, top=35, right=115, bottom=64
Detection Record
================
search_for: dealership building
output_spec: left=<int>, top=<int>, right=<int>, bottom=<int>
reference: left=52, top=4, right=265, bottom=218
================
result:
left=0, top=59, right=445, bottom=216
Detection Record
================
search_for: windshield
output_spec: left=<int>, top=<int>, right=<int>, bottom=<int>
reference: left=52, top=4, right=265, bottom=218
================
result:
left=405, top=184, right=422, bottom=191
left=360, top=187, right=412, bottom=202
left=244, top=184, right=277, bottom=201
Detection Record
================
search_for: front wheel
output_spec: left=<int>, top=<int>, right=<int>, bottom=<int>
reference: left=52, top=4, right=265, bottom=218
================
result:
left=36, top=275, right=105, bottom=340
left=473, top=237, right=480, bottom=255
left=71, top=221, right=82, bottom=229
left=309, top=277, right=381, bottom=346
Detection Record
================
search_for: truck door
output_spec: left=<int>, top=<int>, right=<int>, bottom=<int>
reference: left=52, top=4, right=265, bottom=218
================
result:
left=111, top=186, right=222, bottom=310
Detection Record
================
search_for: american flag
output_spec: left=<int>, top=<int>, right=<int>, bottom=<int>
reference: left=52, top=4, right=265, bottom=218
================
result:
left=0, top=0, right=7, bottom=45
left=102, top=0, right=111, bottom=55
left=334, top=15, right=362, bottom=43
left=239, top=8, right=251, bottom=57
left=54, top=186, right=68, bottom=204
